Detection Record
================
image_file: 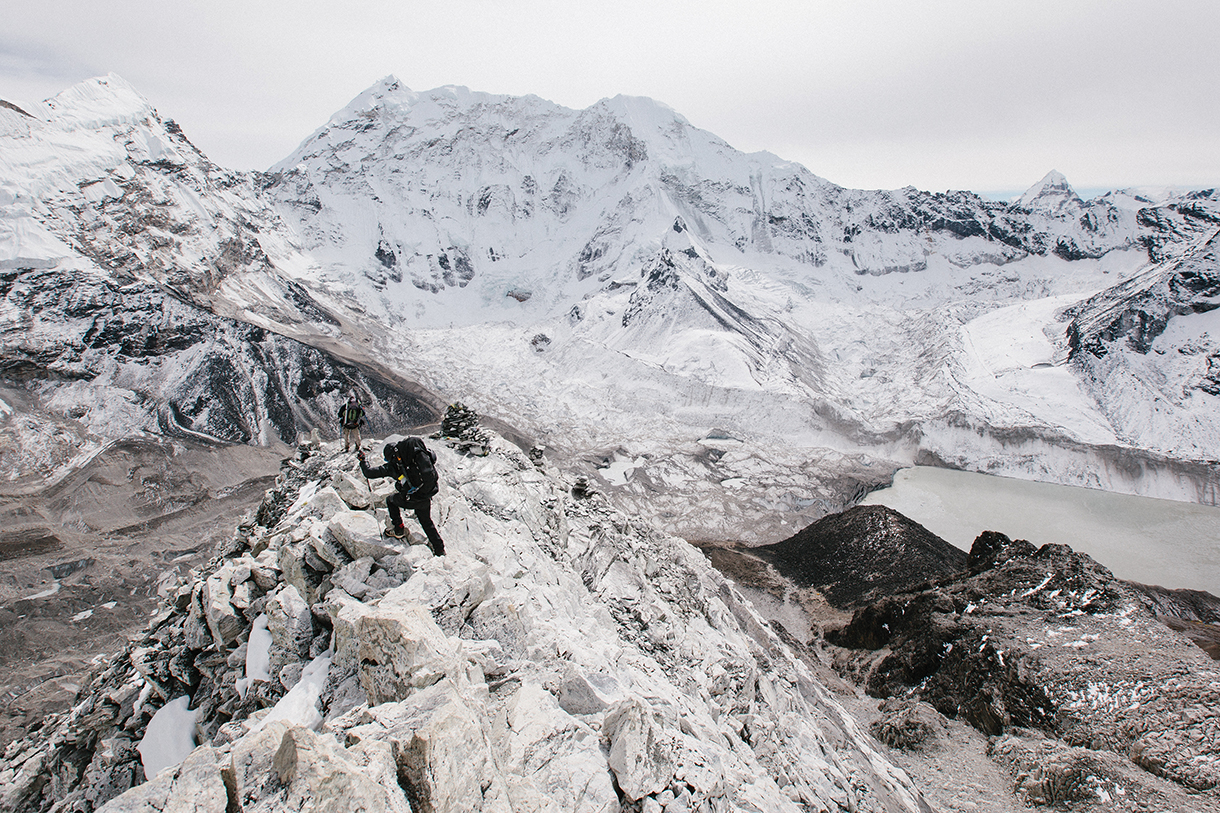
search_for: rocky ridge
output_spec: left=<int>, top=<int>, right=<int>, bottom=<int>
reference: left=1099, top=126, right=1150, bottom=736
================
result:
left=826, top=531, right=1220, bottom=812
left=752, top=505, right=968, bottom=609
left=1, top=432, right=934, bottom=813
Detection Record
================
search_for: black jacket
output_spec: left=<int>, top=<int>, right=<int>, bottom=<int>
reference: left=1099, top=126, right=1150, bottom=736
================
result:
left=360, top=456, right=429, bottom=497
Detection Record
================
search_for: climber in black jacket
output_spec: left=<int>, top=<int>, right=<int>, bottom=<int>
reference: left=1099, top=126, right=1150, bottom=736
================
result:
left=358, top=439, right=445, bottom=556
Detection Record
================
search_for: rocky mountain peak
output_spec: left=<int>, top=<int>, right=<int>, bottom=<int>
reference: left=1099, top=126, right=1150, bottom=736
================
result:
left=1017, top=169, right=1084, bottom=213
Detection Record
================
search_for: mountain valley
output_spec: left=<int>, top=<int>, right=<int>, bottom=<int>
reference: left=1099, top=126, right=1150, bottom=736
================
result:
left=1, top=74, right=1219, bottom=811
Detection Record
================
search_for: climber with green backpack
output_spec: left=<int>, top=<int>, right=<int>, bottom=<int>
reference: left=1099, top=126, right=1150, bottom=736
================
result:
left=358, top=437, right=445, bottom=556
left=338, top=395, right=366, bottom=453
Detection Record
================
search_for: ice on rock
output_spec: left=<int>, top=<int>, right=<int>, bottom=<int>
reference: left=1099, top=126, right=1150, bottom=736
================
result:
left=252, top=652, right=332, bottom=734
left=236, top=614, right=272, bottom=699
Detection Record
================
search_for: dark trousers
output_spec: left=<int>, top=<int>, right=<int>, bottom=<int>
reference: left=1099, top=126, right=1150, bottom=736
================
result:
left=386, top=491, right=445, bottom=555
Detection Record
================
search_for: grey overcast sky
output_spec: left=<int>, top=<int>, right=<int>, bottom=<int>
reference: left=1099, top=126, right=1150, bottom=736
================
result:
left=2, top=0, right=1217, bottom=196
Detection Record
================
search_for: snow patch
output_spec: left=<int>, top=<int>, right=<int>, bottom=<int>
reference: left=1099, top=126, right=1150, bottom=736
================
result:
left=137, top=695, right=197, bottom=780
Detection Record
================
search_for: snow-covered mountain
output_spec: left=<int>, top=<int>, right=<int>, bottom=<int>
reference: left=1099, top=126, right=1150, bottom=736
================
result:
left=4, top=74, right=1220, bottom=540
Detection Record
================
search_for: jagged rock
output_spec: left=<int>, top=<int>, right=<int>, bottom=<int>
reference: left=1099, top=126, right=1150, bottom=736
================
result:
left=247, top=555, right=281, bottom=592
left=755, top=504, right=967, bottom=608
left=869, top=697, right=947, bottom=751
left=328, top=511, right=402, bottom=561
left=356, top=602, right=463, bottom=705
left=268, top=725, right=410, bottom=813
left=604, top=697, right=678, bottom=801
left=265, top=585, right=314, bottom=663
left=294, top=486, right=349, bottom=523
left=554, top=662, right=621, bottom=715
left=321, top=589, right=371, bottom=678
left=331, top=471, right=373, bottom=510
left=96, top=745, right=227, bottom=813
left=968, top=529, right=1038, bottom=574
left=830, top=530, right=1220, bottom=796
left=501, top=681, right=618, bottom=811
left=379, top=560, right=493, bottom=634
left=277, top=543, right=311, bottom=601
left=82, top=735, right=144, bottom=809
left=990, top=732, right=1205, bottom=811
left=347, top=680, right=494, bottom=813
left=331, top=557, right=374, bottom=599
left=231, top=581, right=254, bottom=610
left=203, top=571, right=243, bottom=648
left=225, top=721, right=291, bottom=809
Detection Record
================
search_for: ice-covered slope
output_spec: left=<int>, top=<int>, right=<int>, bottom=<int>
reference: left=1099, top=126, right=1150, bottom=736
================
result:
left=264, top=79, right=1167, bottom=329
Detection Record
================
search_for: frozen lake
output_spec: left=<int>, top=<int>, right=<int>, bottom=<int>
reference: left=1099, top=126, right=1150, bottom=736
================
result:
left=861, top=466, right=1220, bottom=594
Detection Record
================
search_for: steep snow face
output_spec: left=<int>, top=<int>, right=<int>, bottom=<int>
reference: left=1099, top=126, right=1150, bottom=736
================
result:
left=0, top=74, right=342, bottom=337
left=1059, top=228, right=1220, bottom=459
left=1018, top=169, right=1082, bottom=214
left=268, top=78, right=1159, bottom=332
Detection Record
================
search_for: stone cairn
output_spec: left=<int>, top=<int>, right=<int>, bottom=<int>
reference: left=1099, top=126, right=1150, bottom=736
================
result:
left=437, top=401, right=488, bottom=456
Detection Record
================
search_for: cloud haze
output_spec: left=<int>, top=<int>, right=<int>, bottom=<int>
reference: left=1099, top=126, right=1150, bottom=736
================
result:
left=3, top=0, right=1217, bottom=194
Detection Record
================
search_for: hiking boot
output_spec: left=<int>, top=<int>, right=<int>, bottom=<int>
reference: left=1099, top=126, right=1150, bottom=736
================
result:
left=383, top=525, right=406, bottom=539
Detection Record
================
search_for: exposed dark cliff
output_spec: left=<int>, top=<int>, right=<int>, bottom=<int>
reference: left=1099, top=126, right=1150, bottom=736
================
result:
left=753, top=504, right=968, bottom=608
left=0, top=266, right=438, bottom=445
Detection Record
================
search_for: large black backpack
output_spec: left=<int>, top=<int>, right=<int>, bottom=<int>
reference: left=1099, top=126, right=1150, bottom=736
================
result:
left=392, top=438, right=438, bottom=497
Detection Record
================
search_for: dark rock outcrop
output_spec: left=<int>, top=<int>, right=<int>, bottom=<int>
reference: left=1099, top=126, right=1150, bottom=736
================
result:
left=754, top=504, right=967, bottom=608
left=0, top=267, right=438, bottom=445
left=828, top=530, right=1220, bottom=802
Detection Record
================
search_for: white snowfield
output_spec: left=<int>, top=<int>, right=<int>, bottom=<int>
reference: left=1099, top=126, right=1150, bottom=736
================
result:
left=3, top=74, right=1220, bottom=540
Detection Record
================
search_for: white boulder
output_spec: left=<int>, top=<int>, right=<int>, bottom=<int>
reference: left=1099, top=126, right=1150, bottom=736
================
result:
left=356, top=602, right=463, bottom=705
left=604, top=697, right=678, bottom=802
left=328, top=511, right=402, bottom=561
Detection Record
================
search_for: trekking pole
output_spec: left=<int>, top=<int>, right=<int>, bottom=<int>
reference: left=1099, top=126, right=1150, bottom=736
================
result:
left=359, top=451, right=380, bottom=528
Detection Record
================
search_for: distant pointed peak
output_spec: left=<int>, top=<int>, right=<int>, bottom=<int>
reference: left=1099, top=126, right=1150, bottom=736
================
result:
left=42, top=73, right=155, bottom=129
left=1019, top=169, right=1082, bottom=210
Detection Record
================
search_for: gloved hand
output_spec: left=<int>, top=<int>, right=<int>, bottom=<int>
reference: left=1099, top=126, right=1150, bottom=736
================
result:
left=356, top=449, right=366, bottom=462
